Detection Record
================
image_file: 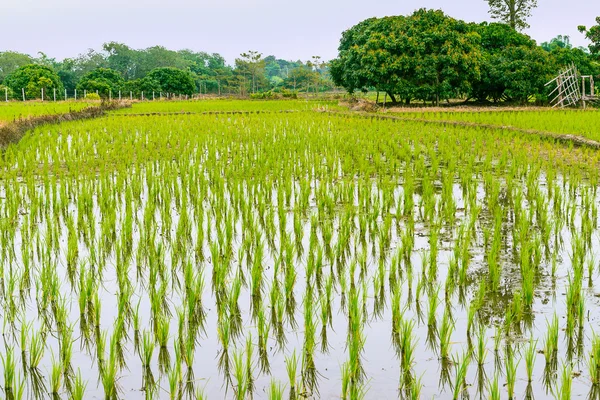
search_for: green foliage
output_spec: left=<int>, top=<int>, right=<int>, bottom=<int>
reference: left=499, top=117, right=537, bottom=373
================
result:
left=122, top=76, right=162, bottom=97
left=579, top=17, right=600, bottom=57
left=76, top=68, right=124, bottom=98
left=85, top=92, right=101, bottom=100
left=330, top=9, right=483, bottom=105
left=0, top=51, right=34, bottom=82
left=549, top=47, right=600, bottom=76
left=3, top=64, right=63, bottom=100
left=146, top=67, right=196, bottom=95
left=541, top=35, right=572, bottom=52
left=484, top=0, right=538, bottom=30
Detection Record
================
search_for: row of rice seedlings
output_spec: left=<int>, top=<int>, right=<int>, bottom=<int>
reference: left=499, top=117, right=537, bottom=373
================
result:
left=0, top=108, right=598, bottom=398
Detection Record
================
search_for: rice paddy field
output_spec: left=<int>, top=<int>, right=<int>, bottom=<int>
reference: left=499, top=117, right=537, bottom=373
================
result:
left=110, top=99, right=340, bottom=114
left=0, top=102, right=94, bottom=123
left=386, top=108, right=600, bottom=141
left=1, top=100, right=600, bottom=399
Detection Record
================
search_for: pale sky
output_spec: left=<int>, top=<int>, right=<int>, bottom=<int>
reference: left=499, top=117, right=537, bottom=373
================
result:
left=1, top=0, right=598, bottom=64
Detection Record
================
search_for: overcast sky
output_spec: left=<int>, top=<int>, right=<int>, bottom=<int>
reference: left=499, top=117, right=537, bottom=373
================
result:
left=1, top=0, right=598, bottom=64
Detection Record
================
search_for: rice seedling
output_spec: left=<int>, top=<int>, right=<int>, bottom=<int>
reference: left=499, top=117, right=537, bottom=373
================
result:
left=488, top=374, right=501, bottom=400
left=554, top=362, right=572, bottom=400
left=267, top=379, right=284, bottom=400
left=285, top=350, right=299, bottom=400
left=439, top=309, right=453, bottom=361
left=140, top=330, right=155, bottom=393
left=71, top=370, right=87, bottom=400
left=525, top=337, right=538, bottom=382
left=589, top=333, right=600, bottom=386
left=0, top=100, right=598, bottom=399
left=451, top=351, right=470, bottom=400
left=28, top=329, right=47, bottom=398
left=2, top=347, right=16, bottom=399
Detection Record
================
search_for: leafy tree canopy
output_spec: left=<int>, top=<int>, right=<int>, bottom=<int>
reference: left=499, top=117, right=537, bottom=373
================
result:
left=485, top=0, right=538, bottom=30
left=579, top=17, right=600, bottom=57
left=146, top=67, right=196, bottom=95
left=330, top=9, right=483, bottom=105
left=4, top=64, right=63, bottom=100
left=0, top=51, right=34, bottom=82
left=76, top=68, right=125, bottom=97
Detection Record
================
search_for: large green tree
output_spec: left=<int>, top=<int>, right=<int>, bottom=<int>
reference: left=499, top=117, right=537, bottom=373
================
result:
left=4, top=64, right=63, bottom=100
left=471, top=22, right=553, bottom=102
left=76, top=68, right=124, bottom=98
left=484, top=0, right=538, bottom=30
left=330, top=10, right=483, bottom=105
left=146, top=67, right=196, bottom=95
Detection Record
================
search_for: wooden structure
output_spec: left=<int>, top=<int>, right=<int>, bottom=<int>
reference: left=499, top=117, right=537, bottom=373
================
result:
left=546, top=64, right=598, bottom=108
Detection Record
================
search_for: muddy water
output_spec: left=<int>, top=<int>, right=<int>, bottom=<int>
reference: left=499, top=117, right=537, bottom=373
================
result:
left=1, top=171, right=599, bottom=400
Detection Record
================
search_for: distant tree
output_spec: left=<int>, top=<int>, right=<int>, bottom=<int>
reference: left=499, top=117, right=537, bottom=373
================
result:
left=236, top=51, right=265, bottom=94
left=484, top=0, right=538, bottom=30
left=541, top=35, right=572, bottom=52
left=146, top=67, right=196, bottom=95
left=76, top=68, right=124, bottom=98
left=0, top=51, right=34, bottom=82
left=4, top=64, right=63, bottom=100
left=122, top=76, right=162, bottom=97
left=103, top=42, right=138, bottom=79
left=579, top=17, right=600, bottom=57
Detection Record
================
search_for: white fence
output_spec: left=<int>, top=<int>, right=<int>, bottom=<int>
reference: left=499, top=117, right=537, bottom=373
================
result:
left=4, top=87, right=190, bottom=102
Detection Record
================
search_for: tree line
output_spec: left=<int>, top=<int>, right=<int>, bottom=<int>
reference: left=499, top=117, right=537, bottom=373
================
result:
left=0, top=44, right=335, bottom=100
left=331, top=9, right=600, bottom=105
left=1, top=10, right=599, bottom=104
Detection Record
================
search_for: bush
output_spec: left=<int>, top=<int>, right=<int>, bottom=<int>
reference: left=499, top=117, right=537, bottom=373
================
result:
left=85, top=92, right=101, bottom=100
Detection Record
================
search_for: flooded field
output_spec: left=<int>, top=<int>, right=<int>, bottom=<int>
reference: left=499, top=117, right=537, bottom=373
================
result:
left=0, top=104, right=599, bottom=399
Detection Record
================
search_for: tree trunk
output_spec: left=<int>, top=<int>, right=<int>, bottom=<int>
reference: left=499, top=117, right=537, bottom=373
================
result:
left=385, top=91, right=397, bottom=103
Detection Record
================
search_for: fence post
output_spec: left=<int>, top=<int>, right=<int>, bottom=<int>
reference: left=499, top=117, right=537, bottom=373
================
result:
left=141, top=91, right=144, bottom=101
left=65, top=89, right=67, bottom=100
left=53, top=88, right=56, bottom=102
left=119, top=90, right=121, bottom=100
left=75, top=89, right=77, bottom=100
left=153, top=91, right=155, bottom=100
left=84, top=90, right=87, bottom=98
left=160, top=92, right=162, bottom=100
left=130, top=91, right=132, bottom=100
left=41, top=87, right=44, bottom=101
